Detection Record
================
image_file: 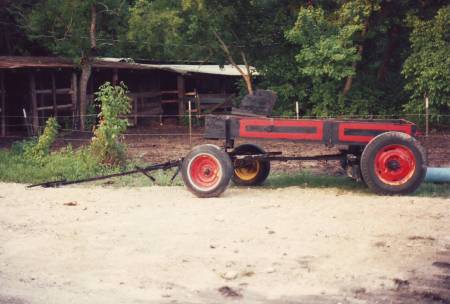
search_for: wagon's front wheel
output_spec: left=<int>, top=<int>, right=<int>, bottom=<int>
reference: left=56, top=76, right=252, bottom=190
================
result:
left=181, top=144, right=233, bottom=198
left=361, top=132, right=427, bottom=195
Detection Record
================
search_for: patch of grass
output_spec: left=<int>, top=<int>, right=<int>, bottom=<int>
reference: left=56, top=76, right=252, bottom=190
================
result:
left=0, top=148, right=183, bottom=187
left=264, top=171, right=450, bottom=198
left=415, top=182, right=450, bottom=198
left=0, top=148, right=108, bottom=184
left=265, top=171, right=368, bottom=193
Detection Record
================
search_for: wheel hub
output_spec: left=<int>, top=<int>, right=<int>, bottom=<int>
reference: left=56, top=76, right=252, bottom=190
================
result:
left=189, top=154, right=221, bottom=189
left=234, top=160, right=260, bottom=181
left=374, top=144, right=416, bottom=186
left=387, top=160, right=401, bottom=171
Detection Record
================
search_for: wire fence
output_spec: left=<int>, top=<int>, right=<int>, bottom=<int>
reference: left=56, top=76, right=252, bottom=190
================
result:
left=3, top=113, right=450, bottom=119
left=1, top=112, right=449, bottom=143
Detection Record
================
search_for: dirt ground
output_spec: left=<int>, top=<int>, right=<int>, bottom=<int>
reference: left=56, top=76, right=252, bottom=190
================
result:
left=0, top=183, right=449, bottom=304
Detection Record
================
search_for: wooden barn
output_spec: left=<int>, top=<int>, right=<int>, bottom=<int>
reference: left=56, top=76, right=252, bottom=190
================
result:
left=0, top=56, right=248, bottom=137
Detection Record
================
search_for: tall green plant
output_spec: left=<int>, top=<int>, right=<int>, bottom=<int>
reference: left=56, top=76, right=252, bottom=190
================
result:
left=24, top=117, right=59, bottom=161
left=90, top=82, right=131, bottom=165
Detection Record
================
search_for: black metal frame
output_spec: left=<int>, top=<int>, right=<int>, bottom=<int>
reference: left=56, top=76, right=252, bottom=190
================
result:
left=231, top=153, right=346, bottom=163
left=28, top=159, right=182, bottom=188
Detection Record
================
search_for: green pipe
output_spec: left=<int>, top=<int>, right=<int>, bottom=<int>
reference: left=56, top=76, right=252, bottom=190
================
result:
left=425, top=167, right=450, bottom=183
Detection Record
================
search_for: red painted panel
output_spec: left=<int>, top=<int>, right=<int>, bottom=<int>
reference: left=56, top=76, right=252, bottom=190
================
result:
left=338, top=122, right=413, bottom=143
left=239, top=118, right=324, bottom=141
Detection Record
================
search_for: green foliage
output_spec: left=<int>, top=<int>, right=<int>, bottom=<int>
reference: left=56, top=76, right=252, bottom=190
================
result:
left=128, top=0, right=184, bottom=59
left=24, top=117, right=59, bottom=161
left=84, top=102, right=98, bottom=131
left=90, top=82, right=131, bottom=165
left=287, top=7, right=361, bottom=81
left=126, top=0, right=237, bottom=61
left=285, top=3, right=381, bottom=116
left=0, top=116, right=111, bottom=184
left=0, top=83, right=134, bottom=185
left=22, top=0, right=130, bottom=60
left=0, top=146, right=112, bottom=185
left=0, top=146, right=183, bottom=186
left=4, top=0, right=450, bottom=126
left=403, top=6, right=450, bottom=121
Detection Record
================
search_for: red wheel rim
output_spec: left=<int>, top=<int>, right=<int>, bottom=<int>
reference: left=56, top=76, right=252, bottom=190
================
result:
left=189, top=154, right=221, bottom=190
left=374, top=144, right=416, bottom=186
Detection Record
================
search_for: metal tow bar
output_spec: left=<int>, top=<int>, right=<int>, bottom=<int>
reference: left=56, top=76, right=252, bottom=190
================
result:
left=27, top=159, right=183, bottom=188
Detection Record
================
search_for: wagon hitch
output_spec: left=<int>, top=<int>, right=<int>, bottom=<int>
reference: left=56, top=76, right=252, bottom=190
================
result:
left=27, top=159, right=183, bottom=188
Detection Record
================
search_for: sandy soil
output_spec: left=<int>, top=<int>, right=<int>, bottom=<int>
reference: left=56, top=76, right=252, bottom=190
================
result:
left=1, top=183, right=449, bottom=304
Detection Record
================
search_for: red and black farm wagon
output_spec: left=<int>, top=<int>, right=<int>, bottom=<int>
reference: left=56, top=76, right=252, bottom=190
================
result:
left=179, top=90, right=427, bottom=198
left=180, top=114, right=427, bottom=197
left=31, top=90, right=428, bottom=197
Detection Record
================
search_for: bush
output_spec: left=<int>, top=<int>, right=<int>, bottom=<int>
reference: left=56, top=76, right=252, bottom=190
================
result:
left=24, top=117, right=59, bottom=162
left=0, top=146, right=113, bottom=184
left=90, top=82, right=131, bottom=165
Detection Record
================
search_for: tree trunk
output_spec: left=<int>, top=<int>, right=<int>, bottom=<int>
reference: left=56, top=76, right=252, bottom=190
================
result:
left=342, top=20, right=370, bottom=96
left=79, top=61, right=92, bottom=131
left=90, top=4, right=97, bottom=50
left=79, top=3, right=96, bottom=131
left=243, top=74, right=253, bottom=95
left=213, top=31, right=254, bottom=95
left=241, top=51, right=254, bottom=95
left=377, top=26, right=400, bottom=81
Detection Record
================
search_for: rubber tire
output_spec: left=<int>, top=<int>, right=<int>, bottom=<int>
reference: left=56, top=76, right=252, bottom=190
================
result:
left=360, top=132, right=427, bottom=195
left=181, top=144, right=233, bottom=198
left=231, top=144, right=271, bottom=186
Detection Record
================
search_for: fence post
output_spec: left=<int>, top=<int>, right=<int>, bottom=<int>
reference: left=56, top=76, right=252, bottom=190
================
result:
left=188, top=100, right=192, bottom=148
left=425, top=95, right=429, bottom=137
left=296, top=101, right=299, bottom=120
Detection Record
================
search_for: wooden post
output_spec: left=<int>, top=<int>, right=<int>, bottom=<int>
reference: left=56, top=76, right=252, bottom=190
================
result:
left=51, top=72, right=57, bottom=118
left=194, top=90, right=201, bottom=118
left=177, top=75, right=185, bottom=124
left=134, top=96, right=138, bottom=126
left=71, top=72, right=78, bottom=128
left=296, top=101, right=299, bottom=120
left=425, top=95, right=429, bottom=137
left=29, top=72, right=39, bottom=135
left=221, top=77, right=227, bottom=94
left=1, top=71, right=5, bottom=137
left=112, top=68, right=119, bottom=86
left=188, top=100, right=192, bottom=148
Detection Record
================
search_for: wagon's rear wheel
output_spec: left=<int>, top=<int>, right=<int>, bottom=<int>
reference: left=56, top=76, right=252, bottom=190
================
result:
left=181, top=144, right=233, bottom=198
left=361, top=132, right=427, bottom=195
left=231, top=144, right=270, bottom=186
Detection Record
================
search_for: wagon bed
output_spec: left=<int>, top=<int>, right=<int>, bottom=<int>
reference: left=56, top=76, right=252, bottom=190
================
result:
left=204, top=115, right=418, bottom=147
left=179, top=114, right=427, bottom=197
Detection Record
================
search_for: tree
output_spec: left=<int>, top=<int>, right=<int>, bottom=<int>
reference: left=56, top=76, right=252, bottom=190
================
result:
left=5, top=0, right=449, bottom=125
left=402, top=5, right=450, bottom=121
left=0, top=0, right=47, bottom=55
left=22, top=0, right=130, bottom=130
left=286, top=5, right=368, bottom=115
left=126, top=0, right=258, bottom=94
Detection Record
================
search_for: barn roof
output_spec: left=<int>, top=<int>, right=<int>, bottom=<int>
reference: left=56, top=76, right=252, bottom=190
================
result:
left=0, top=56, right=74, bottom=69
left=0, top=56, right=257, bottom=76
left=141, top=64, right=257, bottom=76
left=0, top=56, right=155, bottom=70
